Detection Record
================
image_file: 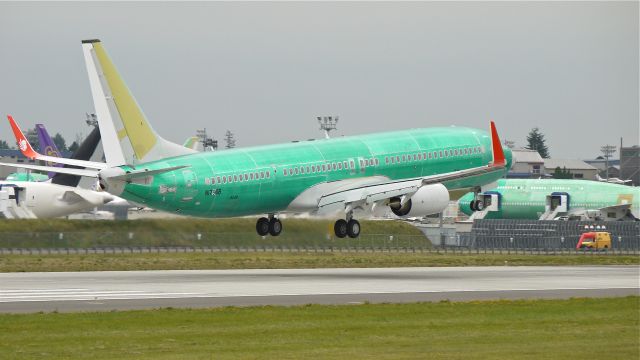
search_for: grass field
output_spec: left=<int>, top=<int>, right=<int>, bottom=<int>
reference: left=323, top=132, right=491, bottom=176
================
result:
left=0, top=218, right=428, bottom=249
left=1, top=252, right=638, bottom=272
left=0, top=297, right=637, bottom=359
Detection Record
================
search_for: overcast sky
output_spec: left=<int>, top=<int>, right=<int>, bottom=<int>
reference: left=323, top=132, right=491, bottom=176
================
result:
left=0, top=1, right=637, bottom=159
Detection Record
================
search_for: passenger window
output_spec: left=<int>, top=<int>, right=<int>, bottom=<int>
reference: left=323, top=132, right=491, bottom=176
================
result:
left=332, top=163, right=337, bottom=170
left=217, top=176, right=221, bottom=183
left=306, top=166, right=310, bottom=173
left=283, top=169, right=288, bottom=176
left=338, top=162, right=343, bottom=170
left=250, top=173, right=254, bottom=180
left=266, top=171, right=270, bottom=178
left=375, top=158, right=379, bottom=166
left=385, top=157, right=389, bottom=164
left=260, top=172, right=264, bottom=179
left=294, top=168, right=299, bottom=175
left=396, top=156, right=400, bottom=163
left=300, top=167, right=305, bottom=174
left=223, top=177, right=227, bottom=184
left=322, top=164, right=327, bottom=171
left=349, top=160, right=355, bottom=169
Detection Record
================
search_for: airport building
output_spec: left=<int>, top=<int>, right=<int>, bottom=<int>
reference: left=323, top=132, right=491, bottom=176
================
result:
left=543, top=158, right=598, bottom=180
left=620, top=145, right=640, bottom=186
left=507, top=149, right=545, bottom=178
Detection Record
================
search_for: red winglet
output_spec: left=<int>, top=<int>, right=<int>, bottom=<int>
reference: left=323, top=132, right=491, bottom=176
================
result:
left=7, top=115, right=39, bottom=159
left=490, top=121, right=506, bottom=167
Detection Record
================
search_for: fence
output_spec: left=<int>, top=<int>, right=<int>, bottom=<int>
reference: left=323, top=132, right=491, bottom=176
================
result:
left=466, top=220, right=640, bottom=251
left=0, top=219, right=638, bottom=254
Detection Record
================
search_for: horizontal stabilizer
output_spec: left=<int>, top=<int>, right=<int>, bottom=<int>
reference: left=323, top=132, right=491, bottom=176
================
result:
left=7, top=115, right=107, bottom=170
left=0, top=162, right=99, bottom=178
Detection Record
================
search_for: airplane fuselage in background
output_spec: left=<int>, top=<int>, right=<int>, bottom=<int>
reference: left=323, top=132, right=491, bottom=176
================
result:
left=114, top=126, right=512, bottom=218
left=459, top=179, right=639, bottom=219
left=0, top=181, right=113, bottom=218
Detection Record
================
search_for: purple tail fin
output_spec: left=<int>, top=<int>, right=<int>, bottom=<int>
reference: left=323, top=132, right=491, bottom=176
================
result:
left=35, top=124, right=63, bottom=178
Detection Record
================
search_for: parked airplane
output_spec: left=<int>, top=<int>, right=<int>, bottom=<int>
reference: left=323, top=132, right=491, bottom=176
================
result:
left=459, top=179, right=639, bottom=221
left=0, top=119, right=114, bottom=218
left=4, top=39, right=512, bottom=237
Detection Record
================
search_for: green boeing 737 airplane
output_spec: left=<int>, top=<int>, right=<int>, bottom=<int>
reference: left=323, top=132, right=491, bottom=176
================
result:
left=4, top=39, right=512, bottom=238
left=459, top=179, right=639, bottom=221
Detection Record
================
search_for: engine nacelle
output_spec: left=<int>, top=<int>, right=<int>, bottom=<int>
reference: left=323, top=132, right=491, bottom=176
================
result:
left=390, top=183, right=450, bottom=217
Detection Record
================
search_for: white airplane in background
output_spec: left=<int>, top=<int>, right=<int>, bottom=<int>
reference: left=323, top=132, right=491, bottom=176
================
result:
left=0, top=116, right=114, bottom=218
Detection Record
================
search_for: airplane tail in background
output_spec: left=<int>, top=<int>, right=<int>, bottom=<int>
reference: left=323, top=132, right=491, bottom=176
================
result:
left=50, top=125, right=102, bottom=188
left=35, top=124, right=64, bottom=178
left=81, top=39, right=196, bottom=167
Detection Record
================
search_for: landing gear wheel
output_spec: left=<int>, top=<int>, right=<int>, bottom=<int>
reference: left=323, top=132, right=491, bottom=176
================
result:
left=469, top=200, right=477, bottom=211
left=268, top=218, right=282, bottom=236
left=334, top=219, right=348, bottom=238
left=256, top=217, right=270, bottom=236
left=475, top=200, right=484, bottom=211
left=347, top=219, right=360, bottom=238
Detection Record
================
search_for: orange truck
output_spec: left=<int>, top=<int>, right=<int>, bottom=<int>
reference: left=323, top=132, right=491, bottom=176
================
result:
left=576, top=232, right=612, bottom=250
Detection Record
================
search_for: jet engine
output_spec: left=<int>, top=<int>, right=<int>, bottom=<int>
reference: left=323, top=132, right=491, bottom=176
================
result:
left=389, top=183, right=450, bottom=217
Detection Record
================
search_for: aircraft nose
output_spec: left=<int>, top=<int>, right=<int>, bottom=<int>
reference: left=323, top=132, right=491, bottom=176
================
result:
left=458, top=192, right=474, bottom=216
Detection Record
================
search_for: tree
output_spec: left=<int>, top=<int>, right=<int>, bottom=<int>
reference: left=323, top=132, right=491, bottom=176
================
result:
left=52, top=133, right=67, bottom=152
left=68, top=141, right=80, bottom=153
left=553, top=166, right=572, bottom=179
left=0, top=140, right=11, bottom=150
left=525, top=127, right=550, bottom=158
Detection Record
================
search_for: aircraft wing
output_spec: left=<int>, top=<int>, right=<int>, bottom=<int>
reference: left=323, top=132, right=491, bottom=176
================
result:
left=599, top=203, right=632, bottom=212
left=8, top=115, right=107, bottom=170
left=316, top=161, right=505, bottom=214
left=301, top=121, right=506, bottom=214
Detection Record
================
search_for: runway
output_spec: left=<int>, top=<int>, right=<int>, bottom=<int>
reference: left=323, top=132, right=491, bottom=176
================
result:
left=0, top=266, right=638, bottom=313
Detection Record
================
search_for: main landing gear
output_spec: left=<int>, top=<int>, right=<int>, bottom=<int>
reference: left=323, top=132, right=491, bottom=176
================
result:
left=256, top=214, right=282, bottom=236
left=334, top=212, right=360, bottom=238
left=469, top=187, right=484, bottom=212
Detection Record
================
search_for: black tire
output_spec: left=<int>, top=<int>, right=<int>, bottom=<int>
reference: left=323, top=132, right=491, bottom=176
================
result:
left=475, top=200, right=484, bottom=211
left=469, top=200, right=476, bottom=212
left=269, top=218, right=282, bottom=236
left=347, top=219, right=361, bottom=238
left=334, top=219, right=348, bottom=238
left=256, top=217, right=270, bottom=236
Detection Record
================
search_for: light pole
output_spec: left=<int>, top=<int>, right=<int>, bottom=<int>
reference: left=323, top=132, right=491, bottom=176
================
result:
left=317, top=116, right=339, bottom=139
left=600, top=145, right=616, bottom=180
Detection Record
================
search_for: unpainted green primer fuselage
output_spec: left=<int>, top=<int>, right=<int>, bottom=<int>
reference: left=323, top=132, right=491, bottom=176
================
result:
left=459, top=179, right=640, bottom=219
left=120, top=127, right=512, bottom=218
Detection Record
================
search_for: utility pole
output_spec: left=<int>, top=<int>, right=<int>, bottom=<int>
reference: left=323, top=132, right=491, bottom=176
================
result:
left=600, top=144, right=616, bottom=180
left=224, top=130, right=236, bottom=149
left=317, top=116, right=339, bottom=139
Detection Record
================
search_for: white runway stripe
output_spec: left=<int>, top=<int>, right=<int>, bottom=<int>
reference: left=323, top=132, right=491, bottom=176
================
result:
left=0, top=289, right=204, bottom=302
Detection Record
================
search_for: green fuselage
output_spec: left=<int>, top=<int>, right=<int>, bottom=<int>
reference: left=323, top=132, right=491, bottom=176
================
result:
left=119, top=127, right=511, bottom=218
left=459, top=179, right=640, bottom=219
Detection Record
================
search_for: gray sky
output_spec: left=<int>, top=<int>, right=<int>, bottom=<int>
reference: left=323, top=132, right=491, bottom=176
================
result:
left=0, top=1, right=638, bottom=159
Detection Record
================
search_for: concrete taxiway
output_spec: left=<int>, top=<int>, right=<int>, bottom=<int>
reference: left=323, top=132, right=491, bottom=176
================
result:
left=0, top=266, right=638, bottom=313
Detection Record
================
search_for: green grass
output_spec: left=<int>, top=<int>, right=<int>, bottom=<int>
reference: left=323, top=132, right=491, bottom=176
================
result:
left=1, top=252, right=638, bottom=272
left=0, top=218, right=427, bottom=249
left=0, top=297, right=637, bottom=359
